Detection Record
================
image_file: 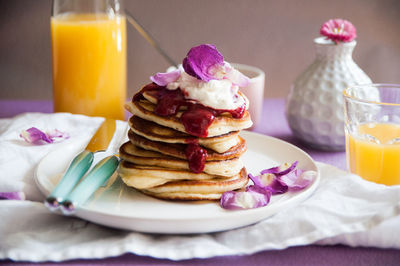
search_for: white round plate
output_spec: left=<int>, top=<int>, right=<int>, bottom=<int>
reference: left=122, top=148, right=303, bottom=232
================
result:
left=35, top=131, right=320, bottom=234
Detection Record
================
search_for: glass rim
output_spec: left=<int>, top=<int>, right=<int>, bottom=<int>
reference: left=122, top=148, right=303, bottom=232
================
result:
left=343, top=83, right=400, bottom=107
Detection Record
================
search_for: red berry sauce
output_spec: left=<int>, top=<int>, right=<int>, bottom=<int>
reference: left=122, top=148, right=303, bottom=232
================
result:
left=184, top=139, right=207, bottom=173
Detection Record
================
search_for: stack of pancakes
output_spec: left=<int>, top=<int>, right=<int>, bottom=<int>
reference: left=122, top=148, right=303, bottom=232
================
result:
left=118, top=86, right=253, bottom=200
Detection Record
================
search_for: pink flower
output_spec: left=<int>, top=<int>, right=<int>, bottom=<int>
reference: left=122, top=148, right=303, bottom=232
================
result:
left=320, top=19, right=357, bottom=43
left=183, top=44, right=225, bottom=82
left=220, top=189, right=271, bottom=210
left=182, top=44, right=250, bottom=86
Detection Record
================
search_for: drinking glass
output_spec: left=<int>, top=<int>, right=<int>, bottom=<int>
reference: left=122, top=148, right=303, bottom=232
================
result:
left=51, top=0, right=126, bottom=120
left=344, top=84, right=400, bottom=185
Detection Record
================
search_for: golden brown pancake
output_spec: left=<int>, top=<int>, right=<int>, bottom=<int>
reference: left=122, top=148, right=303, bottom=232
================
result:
left=125, top=99, right=253, bottom=138
left=129, top=116, right=241, bottom=153
left=141, top=168, right=249, bottom=201
left=119, top=141, right=244, bottom=177
left=119, top=160, right=243, bottom=189
left=128, top=130, right=247, bottom=161
left=119, top=161, right=248, bottom=200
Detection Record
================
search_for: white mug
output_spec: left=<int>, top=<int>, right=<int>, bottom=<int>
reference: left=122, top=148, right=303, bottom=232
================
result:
left=232, top=63, right=265, bottom=128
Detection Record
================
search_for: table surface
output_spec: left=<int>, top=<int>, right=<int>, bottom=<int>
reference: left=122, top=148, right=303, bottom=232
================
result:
left=1, top=98, right=399, bottom=266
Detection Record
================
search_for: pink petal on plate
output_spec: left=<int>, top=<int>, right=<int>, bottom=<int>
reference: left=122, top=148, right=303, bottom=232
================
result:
left=278, top=169, right=316, bottom=191
left=260, top=161, right=298, bottom=176
left=246, top=184, right=273, bottom=198
left=248, top=173, right=272, bottom=187
left=220, top=189, right=271, bottom=210
left=223, top=162, right=314, bottom=211
left=182, top=44, right=224, bottom=82
left=249, top=173, right=288, bottom=195
left=320, top=18, right=357, bottom=43
left=150, top=69, right=181, bottom=86
left=20, top=127, right=53, bottom=144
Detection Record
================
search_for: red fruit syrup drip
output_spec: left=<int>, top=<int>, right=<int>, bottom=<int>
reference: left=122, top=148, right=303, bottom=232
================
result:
left=181, top=104, right=215, bottom=137
left=185, top=139, right=207, bottom=173
left=154, top=88, right=185, bottom=116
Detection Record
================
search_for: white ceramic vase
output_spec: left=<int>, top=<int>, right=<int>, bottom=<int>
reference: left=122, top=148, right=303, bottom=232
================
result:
left=286, top=37, right=372, bottom=151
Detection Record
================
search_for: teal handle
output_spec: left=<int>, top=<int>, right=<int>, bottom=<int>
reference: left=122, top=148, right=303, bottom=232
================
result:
left=45, top=150, right=94, bottom=210
left=61, top=156, right=119, bottom=214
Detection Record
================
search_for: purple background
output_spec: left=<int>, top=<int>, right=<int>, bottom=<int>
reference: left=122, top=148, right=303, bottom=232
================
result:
left=1, top=99, right=399, bottom=265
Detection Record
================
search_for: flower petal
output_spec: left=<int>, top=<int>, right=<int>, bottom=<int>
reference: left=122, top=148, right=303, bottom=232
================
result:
left=249, top=173, right=273, bottom=187
left=221, top=162, right=314, bottom=211
left=259, top=166, right=281, bottom=175
left=278, top=170, right=316, bottom=191
left=47, top=129, right=70, bottom=140
left=20, top=127, right=69, bottom=145
left=320, top=18, right=357, bottom=43
left=150, top=69, right=181, bottom=86
left=246, top=184, right=273, bottom=197
left=20, top=127, right=53, bottom=144
left=220, top=190, right=271, bottom=210
left=224, top=65, right=250, bottom=87
left=182, top=44, right=224, bottom=82
left=260, top=161, right=298, bottom=176
left=249, top=173, right=288, bottom=195
left=0, top=192, right=25, bottom=200
left=269, top=179, right=289, bottom=194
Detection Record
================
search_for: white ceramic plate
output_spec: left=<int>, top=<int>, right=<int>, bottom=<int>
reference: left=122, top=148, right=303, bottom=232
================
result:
left=35, top=131, right=320, bottom=234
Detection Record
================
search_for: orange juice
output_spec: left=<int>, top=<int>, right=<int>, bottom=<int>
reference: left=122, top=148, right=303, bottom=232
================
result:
left=346, top=123, right=400, bottom=185
left=51, top=13, right=126, bottom=120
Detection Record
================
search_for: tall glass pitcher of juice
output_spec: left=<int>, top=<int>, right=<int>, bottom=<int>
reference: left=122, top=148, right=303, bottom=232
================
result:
left=344, top=84, right=400, bottom=186
left=51, top=0, right=126, bottom=120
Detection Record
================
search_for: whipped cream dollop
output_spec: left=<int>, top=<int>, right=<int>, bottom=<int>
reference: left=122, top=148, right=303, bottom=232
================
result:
left=150, top=44, right=250, bottom=110
left=166, top=65, right=246, bottom=110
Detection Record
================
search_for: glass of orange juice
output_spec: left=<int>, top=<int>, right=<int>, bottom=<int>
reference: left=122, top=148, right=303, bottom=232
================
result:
left=51, top=0, right=126, bottom=120
left=344, top=84, right=400, bottom=185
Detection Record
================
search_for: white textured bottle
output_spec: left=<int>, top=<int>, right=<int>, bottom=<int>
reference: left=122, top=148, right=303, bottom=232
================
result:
left=286, top=37, right=372, bottom=151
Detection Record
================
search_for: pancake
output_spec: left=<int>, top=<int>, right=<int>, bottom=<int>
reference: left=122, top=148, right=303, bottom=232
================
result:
left=120, top=161, right=248, bottom=200
left=142, top=191, right=223, bottom=200
left=120, top=141, right=244, bottom=176
left=120, top=72, right=252, bottom=201
left=119, top=160, right=242, bottom=189
left=129, top=116, right=241, bottom=153
left=128, top=130, right=247, bottom=161
left=125, top=99, right=253, bottom=138
left=141, top=168, right=249, bottom=201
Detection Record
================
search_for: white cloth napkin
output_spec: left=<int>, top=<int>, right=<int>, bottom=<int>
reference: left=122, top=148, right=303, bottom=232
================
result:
left=1, top=113, right=400, bottom=262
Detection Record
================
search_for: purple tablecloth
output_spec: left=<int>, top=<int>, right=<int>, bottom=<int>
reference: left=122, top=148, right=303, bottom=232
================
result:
left=1, top=99, right=399, bottom=266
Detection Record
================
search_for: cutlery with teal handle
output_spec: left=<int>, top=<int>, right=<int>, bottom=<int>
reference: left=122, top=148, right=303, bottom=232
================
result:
left=45, top=119, right=119, bottom=213
left=60, top=155, right=119, bottom=214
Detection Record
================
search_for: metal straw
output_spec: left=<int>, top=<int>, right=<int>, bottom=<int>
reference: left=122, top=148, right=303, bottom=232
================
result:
left=124, top=9, right=178, bottom=67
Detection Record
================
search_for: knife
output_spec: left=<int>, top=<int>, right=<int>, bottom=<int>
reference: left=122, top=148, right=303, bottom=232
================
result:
left=44, top=119, right=118, bottom=211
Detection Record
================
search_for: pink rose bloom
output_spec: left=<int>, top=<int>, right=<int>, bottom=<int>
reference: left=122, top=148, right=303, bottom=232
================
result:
left=320, top=19, right=357, bottom=43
